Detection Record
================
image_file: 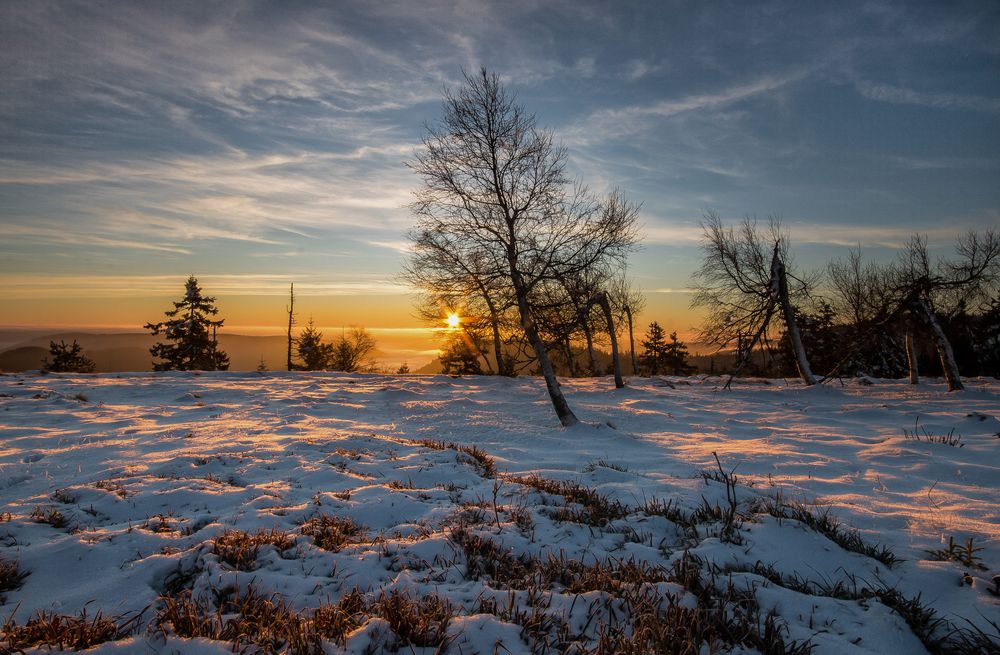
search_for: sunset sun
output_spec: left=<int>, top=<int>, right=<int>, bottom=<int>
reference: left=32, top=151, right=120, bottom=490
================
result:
left=446, top=313, right=460, bottom=329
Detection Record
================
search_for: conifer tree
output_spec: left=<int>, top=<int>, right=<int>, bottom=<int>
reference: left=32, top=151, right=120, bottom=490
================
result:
left=42, top=339, right=96, bottom=373
left=439, top=332, right=484, bottom=375
left=145, top=276, right=229, bottom=371
left=297, top=319, right=333, bottom=371
left=640, top=322, right=668, bottom=376
left=664, top=331, right=695, bottom=375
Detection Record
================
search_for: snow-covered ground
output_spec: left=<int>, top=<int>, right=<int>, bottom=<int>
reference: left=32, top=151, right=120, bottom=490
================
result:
left=0, top=372, right=997, bottom=653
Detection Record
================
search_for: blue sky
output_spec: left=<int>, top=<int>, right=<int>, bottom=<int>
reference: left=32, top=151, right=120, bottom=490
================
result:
left=1, top=0, right=998, bottom=340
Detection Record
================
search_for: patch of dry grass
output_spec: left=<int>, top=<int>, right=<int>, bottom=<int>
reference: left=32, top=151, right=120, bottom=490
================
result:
left=415, top=439, right=497, bottom=478
left=1, top=608, right=141, bottom=652
left=299, top=514, right=366, bottom=552
left=212, top=529, right=296, bottom=570
left=0, top=557, right=28, bottom=600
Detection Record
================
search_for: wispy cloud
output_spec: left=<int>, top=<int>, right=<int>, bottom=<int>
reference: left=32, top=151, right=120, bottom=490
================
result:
left=562, top=71, right=807, bottom=146
left=0, top=273, right=408, bottom=298
left=855, top=80, right=1000, bottom=113
left=3, top=225, right=193, bottom=255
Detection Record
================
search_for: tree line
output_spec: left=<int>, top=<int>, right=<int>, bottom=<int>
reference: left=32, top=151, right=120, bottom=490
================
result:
left=692, top=215, right=999, bottom=391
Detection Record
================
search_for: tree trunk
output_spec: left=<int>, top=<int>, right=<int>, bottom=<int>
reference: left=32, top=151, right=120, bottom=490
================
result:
left=563, top=336, right=578, bottom=377
left=594, top=292, right=625, bottom=389
left=772, top=246, right=817, bottom=385
left=517, top=293, right=580, bottom=428
left=913, top=296, right=964, bottom=391
left=482, top=289, right=510, bottom=377
left=905, top=327, right=919, bottom=385
left=512, top=275, right=578, bottom=426
left=725, top=300, right=777, bottom=390
left=286, top=283, right=296, bottom=371
left=624, top=305, right=637, bottom=375
left=583, top=322, right=598, bottom=376
left=465, top=328, right=494, bottom=374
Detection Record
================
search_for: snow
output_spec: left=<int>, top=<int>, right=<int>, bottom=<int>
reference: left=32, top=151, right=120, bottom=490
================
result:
left=0, top=371, right=997, bottom=653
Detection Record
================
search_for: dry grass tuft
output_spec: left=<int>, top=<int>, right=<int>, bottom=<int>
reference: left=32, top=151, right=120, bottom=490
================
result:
left=372, top=589, right=454, bottom=648
left=0, top=557, right=28, bottom=599
left=415, top=438, right=498, bottom=478
left=212, top=529, right=296, bottom=570
left=299, top=514, right=366, bottom=552
left=751, top=497, right=898, bottom=567
left=311, top=589, right=367, bottom=645
left=156, top=585, right=446, bottom=653
left=508, top=474, right=628, bottom=526
left=1, top=608, right=141, bottom=652
left=30, top=506, right=69, bottom=529
left=95, top=478, right=129, bottom=498
left=157, top=586, right=324, bottom=654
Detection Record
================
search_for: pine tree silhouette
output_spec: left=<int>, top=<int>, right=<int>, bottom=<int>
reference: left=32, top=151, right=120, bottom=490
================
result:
left=145, top=276, right=229, bottom=371
left=664, top=331, right=695, bottom=375
left=640, top=322, right=668, bottom=376
left=297, top=319, right=332, bottom=371
left=42, top=340, right=96, bottom=373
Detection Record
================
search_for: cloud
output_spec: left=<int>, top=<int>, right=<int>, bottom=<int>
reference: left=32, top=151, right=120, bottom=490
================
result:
left=622, top=59, right=662, bottom=82
left=855, top=80, right=1000, bottom=113
left=365, top=240, right=413, bottom=254
left=0, top=272, right=408, bottom=298
left=3, top=225, right=193, bottom=255
left=0, top=144, right=419, bottom=255
left=562, top=71, right=807, bottom=146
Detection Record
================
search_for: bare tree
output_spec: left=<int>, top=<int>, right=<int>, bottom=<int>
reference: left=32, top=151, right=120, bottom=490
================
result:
left=828, top=248, right=886, bottom=329
left=824, top=232, right=999, bottom=388
left=592, top=290, right=624, bottom=388
left=286, top=283, right=298, bottom=371
left=692, top=213, right=817, bottom=387
left=827, top=248, right=907, bottom=380
left=331, top=327, right=378, bottom=373
left=403, top=229, right=514, bottom=375
left=889, top=231, right=1000, bottom=391
left=611, top=277, right=646, bottom=375
left=408, top=68, right=639, bottom=425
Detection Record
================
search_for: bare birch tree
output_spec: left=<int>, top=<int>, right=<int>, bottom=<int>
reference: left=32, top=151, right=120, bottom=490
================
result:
left=408, top=68, right=639, bottom=425
left=692, top=212, right=817, bottom=386
left=889, top=231, right=1000, bottom=391
left=611, top=277, right=646, bottom=375
left=403, top=229, right=514, bottom=375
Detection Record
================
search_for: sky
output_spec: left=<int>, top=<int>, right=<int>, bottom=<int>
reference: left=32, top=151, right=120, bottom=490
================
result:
left=1, top=0, right=998, bottom=366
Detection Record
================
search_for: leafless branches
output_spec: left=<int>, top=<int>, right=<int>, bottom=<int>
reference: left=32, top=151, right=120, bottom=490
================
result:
left=406, top=68, right=639, bottom=424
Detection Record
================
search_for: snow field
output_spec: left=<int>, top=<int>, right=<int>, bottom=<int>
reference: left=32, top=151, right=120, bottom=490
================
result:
left=0, top=372, right=998, bottom=653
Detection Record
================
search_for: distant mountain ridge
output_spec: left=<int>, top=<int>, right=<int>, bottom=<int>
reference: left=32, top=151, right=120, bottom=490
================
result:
left=0, top=332, right=290, bottom=372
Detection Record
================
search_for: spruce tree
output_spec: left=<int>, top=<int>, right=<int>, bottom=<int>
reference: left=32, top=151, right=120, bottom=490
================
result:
left=297, top=319, right=332, bottom=371
left=664, top=331, right=695, bottom=375
left=640, top=322, right=668, bottom=376
left=439, top=332, right=484, bottom=375
left=42, top=339, right=96, bottom=373
left=145, top=276, right=230, bottom=371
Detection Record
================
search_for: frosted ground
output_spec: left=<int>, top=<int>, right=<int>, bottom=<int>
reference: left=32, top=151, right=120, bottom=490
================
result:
left=0, top=372, right=997, bottom=653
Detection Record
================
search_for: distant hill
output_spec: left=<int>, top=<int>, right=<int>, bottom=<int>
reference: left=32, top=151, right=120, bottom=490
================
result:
left=0, top=332, right=291, bottom=373
left=0, top=346, right=50, bottom=372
